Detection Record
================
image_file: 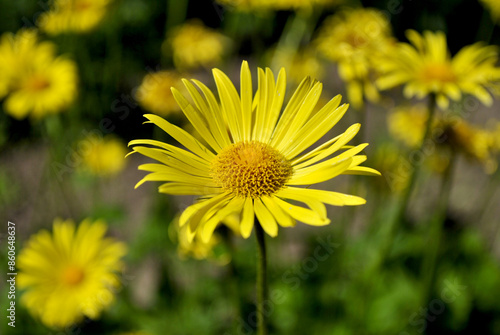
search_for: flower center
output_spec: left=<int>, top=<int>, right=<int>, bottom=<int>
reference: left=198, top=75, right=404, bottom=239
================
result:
left=61, top=265, right=85, bottom=286
left=420, top=63, right=456, bottom=83
left=24, top=75, right=51, bottom=92
left=211, top=141, right=293, bottom=198
left=74, top=0, right=92, bottom=11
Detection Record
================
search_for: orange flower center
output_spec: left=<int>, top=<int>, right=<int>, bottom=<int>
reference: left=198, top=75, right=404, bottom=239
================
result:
left=24, top=75, right=51, bottom=92
left=420, top=63, right=456, bottom=83
left=211, top=141, right=293, bottom=198
left=61, top=265, right=85, bottom=286
left=74, top=0, right=92, bottom=11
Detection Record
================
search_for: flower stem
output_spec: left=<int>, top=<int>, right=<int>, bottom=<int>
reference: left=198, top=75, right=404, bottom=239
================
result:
left=255, top=221, right=268, bottom=335
left=421, top=152, right=456, bottom=303
left=397, top=93, right=437, bottom=226
left=270, top=10, right=317, bottom=72
left=367, top=94, right=437, bottom=274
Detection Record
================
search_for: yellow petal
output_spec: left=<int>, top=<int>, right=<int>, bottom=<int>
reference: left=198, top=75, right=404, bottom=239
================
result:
left=272, top=196, right=330, bottom=226
left=254, top=198, right=278, bottom=237
left=240, top=198, right=255, bottom=238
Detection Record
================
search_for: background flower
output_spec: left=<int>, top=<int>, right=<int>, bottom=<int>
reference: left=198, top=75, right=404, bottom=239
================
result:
left=17, top=218, right=127, bottom=328
left=0, top=29, right=78, bottom=119
left=377, top=30, right=500, bottom=109
left=38, top=0, right=112, bottom=34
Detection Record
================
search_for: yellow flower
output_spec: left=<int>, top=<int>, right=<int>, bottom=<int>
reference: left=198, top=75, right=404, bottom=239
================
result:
left=80, top=136, right=127, bottom=176
left=480, top=0, right=500, bottom=21
left=371, top=143, right=411, bottom=194
left=377, top=30, right=500, bottom=109
left=270, top=48, right=323, bottom=84
left=135, top=70, right=183, bottom=116
left=314, top=8, right=394, bottom=108
left=0, top=30, right=78, bottom=120
left=167, top=20, right=231, bottom=71
left=38, top=0, right=112, bottom=34
left=171, top=215, right=239, bottom=264
left=129, top=61, right=379, bottom=242
left=17, top=218, right=127, bottom=328
left=388, top=104, right=498, bottom=173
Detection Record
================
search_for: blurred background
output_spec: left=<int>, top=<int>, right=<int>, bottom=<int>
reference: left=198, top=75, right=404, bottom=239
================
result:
left=1, top=0, right=500, bottom=334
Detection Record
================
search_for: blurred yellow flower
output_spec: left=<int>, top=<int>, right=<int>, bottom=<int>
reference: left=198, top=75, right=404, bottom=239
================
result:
left=480, top=0, right=500, bottom=21
left=38, top=0, right=112, bottom=34
left=135, top=70, right=183, bottom=116
left=130, top=61, right=378, bottom=242
left=271, top=48, right=323, bottom=84
left=388, top=104, right=498, bottom=173
left=80, top=136, right=127, bottom=176
left=377, top=30, right=500, bottom=109
left=18, top=218, right=127, bottom=328
left=217, top=0, right=339, bottom=11
left=371, top=143, right=411, bottom=194
left=314, top=8, right=394, bottom=108
left=388, top=105, right=431, bottom=148
left=171, top=215, right=240, bottom=264
left=0, top=30, right=78, bottom=119
left=167, top=20, right=231, bottom=71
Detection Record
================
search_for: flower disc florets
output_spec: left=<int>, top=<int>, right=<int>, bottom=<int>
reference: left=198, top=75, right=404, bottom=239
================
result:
left=211, top=141, right=293, bottom=198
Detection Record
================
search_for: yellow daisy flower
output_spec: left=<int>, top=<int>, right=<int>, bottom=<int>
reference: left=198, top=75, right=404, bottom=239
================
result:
left=0, top=30, right=78, bottom=120
left=167, top=20, right=231, bottom=71
left=17, top=218, right=127, bottom=328
left=135, top=70, right=183, bottom=116
left=129, top=61, right=379, bottom=242
left=38, top=0, right=112, bottom=34
left=314, top=8, right=395, bottom=108
left=80, top=136, right=127, bottom=176
left=377, top=30, right=500, bottom=109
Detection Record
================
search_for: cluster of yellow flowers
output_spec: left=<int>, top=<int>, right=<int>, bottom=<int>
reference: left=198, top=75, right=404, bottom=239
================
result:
left=0, top=30, right=78, bottom=120
left=388, top=105, right=500, bottom=174
left=38, top=0, right=112, bottom=34
left=314, top=8, right=395, bottom=108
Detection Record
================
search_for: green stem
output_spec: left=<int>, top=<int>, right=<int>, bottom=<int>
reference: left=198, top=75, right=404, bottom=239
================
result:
left=270, top=10, right=317, bottom=71
left=475, top=167, right=500, bottom=249
left=396, top=94, right=437, bottom=227
left=476, top=7, right=496, bottom=43
left=365, top=94, right=437, bottom=274
left=421, top=152, right=457, bottom=304
left=255, top=221, right=268, bottom=335
left=359, top=98, right=368, bottom=144
left=165, top=0, right=188, bottom=32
